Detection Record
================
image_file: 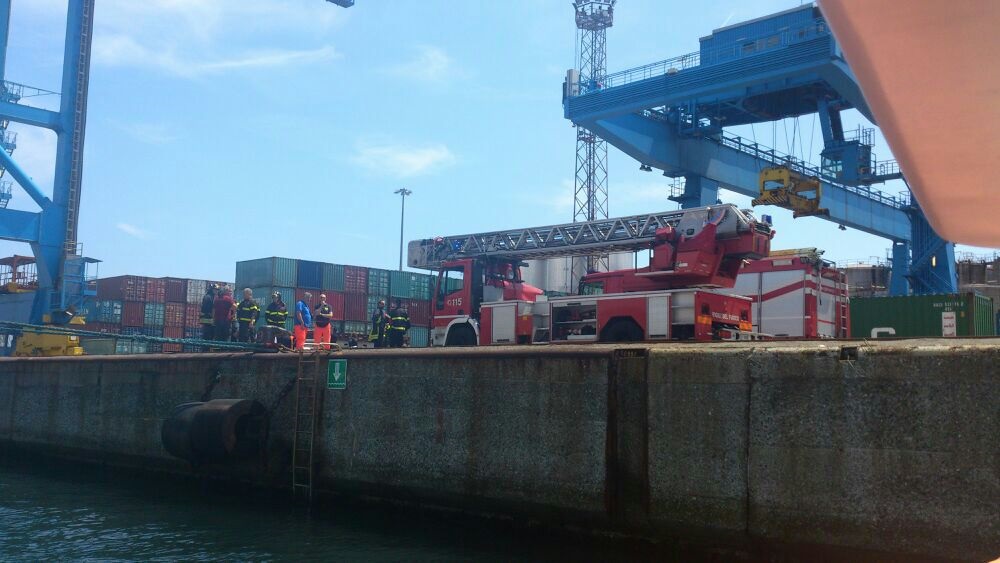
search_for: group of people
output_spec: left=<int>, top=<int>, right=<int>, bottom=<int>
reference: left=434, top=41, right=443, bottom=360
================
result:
left=197, top=284, right=411, bottom=349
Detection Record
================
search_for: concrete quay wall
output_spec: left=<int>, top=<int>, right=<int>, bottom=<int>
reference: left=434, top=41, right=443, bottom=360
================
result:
left=0, top=340, right=997, bottom=559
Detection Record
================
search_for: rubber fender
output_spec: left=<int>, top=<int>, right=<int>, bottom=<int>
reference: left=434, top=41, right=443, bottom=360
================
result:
left=161, top=399, right=268, bottom=464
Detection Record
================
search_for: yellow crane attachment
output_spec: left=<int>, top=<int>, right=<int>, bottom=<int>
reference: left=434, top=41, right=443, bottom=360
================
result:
left=753, top=166, right=829, bottom=218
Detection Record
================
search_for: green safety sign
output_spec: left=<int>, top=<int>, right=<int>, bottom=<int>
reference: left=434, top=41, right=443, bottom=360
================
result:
left=327, top=359, right=347, bottom=390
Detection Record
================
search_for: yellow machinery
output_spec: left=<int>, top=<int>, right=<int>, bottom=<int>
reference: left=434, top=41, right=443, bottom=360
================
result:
left=14, top=315, right=86, bottom=357
left=753, top=166, right=829, bottom=218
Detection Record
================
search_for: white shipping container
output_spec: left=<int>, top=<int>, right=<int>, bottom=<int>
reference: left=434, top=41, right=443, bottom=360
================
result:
left=186, top=279, right=207, bottom=304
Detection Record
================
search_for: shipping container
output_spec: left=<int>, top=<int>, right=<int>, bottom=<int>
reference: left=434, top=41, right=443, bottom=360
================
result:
left=322, top=263, right=345, bottom=291
left=344, top=293, right=367, bottom=321
left=389, top=271, right=434, bottom=300
left=115, top=340, right=147, bottom=355
left=367, top=268, right=390, bottom=296
left=81, top=337, right=116, bottom=355
left=145, top=278, right=166, bottom=303
left=164, top=302, right=185, bottom=327
left=408, top=299, right=432, bottom=327
left=187, top=279, right=207, bottom=304
left=97, top=275, right=147, bottom=301
left=236, top=257, right=297, bottom=288
left=297, top=260, right=324, bottom=289
left=144, top=302, right=165, bottom=327
left=185, top=303, right=200, bottom=327
left=164, top=278, right=187, bottom=302
left=162, top=326, right=184, bottom=353
left=89, top=300, right=122, bottom=324
left=84, top=322, right=120, bottom=334
left=326, top=291, right=345, bottom=321
left=122, top=301, right=144, bottom=327
left=408, top=326, right=429, bottom=347
left=850, top=293, right=995, bottom=338
left=343, top=266, right=368, bottom=294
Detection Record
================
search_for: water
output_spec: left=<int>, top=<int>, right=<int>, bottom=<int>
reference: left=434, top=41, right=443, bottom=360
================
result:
left=0, top=456, right=673, bottom=562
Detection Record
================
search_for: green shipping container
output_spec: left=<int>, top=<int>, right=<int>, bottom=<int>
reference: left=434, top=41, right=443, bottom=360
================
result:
left=850, top=293, right=995, bottom=338
left=322, top=263, right=345, bottom=291
left=236, top=257, right=297, bottom=288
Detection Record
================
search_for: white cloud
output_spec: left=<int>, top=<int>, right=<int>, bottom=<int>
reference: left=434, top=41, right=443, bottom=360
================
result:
left=116, top=223, right=149, bottom=239
left=112, top=121, right=177, bottom=145
left=352, top=141, right=456, bottom=178
left=94, top=33, right=339, bottom=77
left=384, top=46, right=456, bottom=83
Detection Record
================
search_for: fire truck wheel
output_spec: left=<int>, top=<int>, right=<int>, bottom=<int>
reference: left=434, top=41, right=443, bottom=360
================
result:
left=599, top=318, right=644, bottom=343
left=445, top=324, right=477, bottom=346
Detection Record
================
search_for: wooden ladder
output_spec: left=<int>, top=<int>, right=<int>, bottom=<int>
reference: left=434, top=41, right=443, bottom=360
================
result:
left=291, top=350, right=321, bottom=502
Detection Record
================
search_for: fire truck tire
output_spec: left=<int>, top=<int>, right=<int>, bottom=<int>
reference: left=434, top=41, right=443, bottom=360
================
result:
left=599, top=317, right=644, bottom=343
left=445, top=324, right=477, bottom=346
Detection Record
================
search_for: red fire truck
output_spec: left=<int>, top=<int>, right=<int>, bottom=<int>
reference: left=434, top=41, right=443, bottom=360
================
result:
left=408, top=204, right=774, bottom=346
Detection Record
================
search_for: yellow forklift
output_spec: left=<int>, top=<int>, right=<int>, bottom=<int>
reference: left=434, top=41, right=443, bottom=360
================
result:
left=0, top=255, right=86, bottom=357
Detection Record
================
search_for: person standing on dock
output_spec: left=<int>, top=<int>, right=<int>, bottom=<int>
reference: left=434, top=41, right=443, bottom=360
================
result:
left=236, top=288, right=260, bottom=343
left=213, top=286, right=236, bottom=342
left=293, top=292, right=312, bottom=350
left=368, top=299, right=390, bottom=348
left=387, top=299, right=410, bottom=348
left=199, top=283, right=218, bottom=341
left=313, top=293, right=334, bottom=350
left=265, top=291, right=289, bottom=328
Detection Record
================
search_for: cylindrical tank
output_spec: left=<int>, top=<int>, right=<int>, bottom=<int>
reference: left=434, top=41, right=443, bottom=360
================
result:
left=161, top=399, right=268, bottom=464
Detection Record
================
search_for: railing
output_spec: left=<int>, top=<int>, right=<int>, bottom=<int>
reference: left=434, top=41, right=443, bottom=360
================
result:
left=1, top=81, right=59, bottom=104
left=0, top=180, right=11, bottom=209
left=716, top=132, right=909, bottom=209
left=875, top=160, right=900, bottom=178
left=576, top=18, right=831, bottom=94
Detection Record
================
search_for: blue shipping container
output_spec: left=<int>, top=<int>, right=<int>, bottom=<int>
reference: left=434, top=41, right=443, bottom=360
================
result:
left=297, top=260, right=324, bottom=289
left=143, top=303, right=165, bottom=327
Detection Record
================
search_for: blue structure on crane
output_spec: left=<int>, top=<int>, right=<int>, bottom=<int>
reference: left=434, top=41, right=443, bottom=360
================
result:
left=0, top=0, right=97, bottom=322
left=563, top=5, right=956, bottom=295
left=325, top=0, right=355, bottom=7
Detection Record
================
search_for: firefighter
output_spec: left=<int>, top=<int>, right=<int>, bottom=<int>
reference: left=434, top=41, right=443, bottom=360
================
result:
left=265, top=291, right=289, bottom=328
left=199, top=283, right=218, bottom=341
left=368, top=299, right=390, bottom=348
left=236, top=288, right=260, bottom=343
left=313, top=293, right=334, bottom=350
left=387, top=299, right=410, bottom=348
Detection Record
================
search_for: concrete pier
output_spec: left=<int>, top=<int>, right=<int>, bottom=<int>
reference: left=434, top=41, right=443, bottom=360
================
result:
left=1, top=340, right=997, bottom=560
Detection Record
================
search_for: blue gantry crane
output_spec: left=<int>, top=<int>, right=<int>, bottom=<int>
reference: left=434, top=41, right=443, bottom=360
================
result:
left=0, top=0, right=97, bottom=323
left=563, top=4, right=956, bottom=295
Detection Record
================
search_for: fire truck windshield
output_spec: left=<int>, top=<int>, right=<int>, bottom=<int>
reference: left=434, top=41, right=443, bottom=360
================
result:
left=579, top=281, right=604, bottom=295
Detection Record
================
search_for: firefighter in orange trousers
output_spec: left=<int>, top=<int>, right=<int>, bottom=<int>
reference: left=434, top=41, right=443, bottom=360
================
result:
left=293, top=292, right=312, bottom=350
left=313, top=293, right=334, bottom=350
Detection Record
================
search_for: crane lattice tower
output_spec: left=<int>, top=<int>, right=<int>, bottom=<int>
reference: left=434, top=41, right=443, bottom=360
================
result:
left=572, top=0, right=615, bottom=273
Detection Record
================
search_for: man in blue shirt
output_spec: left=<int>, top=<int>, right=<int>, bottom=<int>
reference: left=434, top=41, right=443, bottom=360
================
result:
left=294, top=292, right=312, bottom=350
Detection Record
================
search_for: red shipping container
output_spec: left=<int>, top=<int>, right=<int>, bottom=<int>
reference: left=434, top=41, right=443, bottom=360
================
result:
left=344, top=292, right=367, bottom=321
left=145, top=278, right=166, bottom=303
left=163, top=325, right=184, bottom=353
left=344, top=266, right=368, bottom=294
left=326, top=290, right=345, bottom=321
left=97, top=275, right=146, bottom=301
left=164, top=278, right=187, bottom=302
left=122, top=301, right=145, bottom=327
left=165, top=302, right=185, bottom=327
left=408, top=299, right=432, bottom=326
left=185, top=304, right=201, bottom=328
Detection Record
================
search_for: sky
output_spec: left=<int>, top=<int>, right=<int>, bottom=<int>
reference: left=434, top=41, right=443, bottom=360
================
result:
left=1, top=0, right=995, bottom=282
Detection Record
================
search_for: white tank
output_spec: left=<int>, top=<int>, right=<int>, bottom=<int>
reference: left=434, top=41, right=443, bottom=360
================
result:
left=525, top=252, right=637, bottom=295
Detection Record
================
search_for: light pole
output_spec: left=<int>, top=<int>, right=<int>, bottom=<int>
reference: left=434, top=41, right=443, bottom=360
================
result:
left=394, top=188, right=412, bottom=271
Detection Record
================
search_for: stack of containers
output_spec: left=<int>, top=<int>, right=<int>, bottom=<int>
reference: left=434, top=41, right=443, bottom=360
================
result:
left=87, top=275, right=233, bottom=353
left=235, top=257, right=297, bottom=332
left=234, top=257, right=435, bottom=347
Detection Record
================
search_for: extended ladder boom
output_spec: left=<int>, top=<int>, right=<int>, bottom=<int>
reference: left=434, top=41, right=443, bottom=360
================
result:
left=408, top=204, right=771, bottom=269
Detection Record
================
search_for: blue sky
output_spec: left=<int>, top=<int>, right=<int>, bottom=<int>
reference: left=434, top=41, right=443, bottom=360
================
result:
left=1, top=0, right=994, bottom=282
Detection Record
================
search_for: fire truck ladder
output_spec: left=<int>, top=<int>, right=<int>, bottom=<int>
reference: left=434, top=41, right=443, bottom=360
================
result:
left=291, top=351, right=322, bottom=502
left=408, top=203, right=769, bottom=269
